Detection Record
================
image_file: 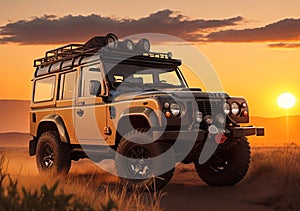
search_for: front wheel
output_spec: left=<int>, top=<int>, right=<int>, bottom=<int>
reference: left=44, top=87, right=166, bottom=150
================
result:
left=115, top=130, right=175, bottom=192
left=36, top=131, right=71, bottom=176
left=194, top=137, right=250, bottom=186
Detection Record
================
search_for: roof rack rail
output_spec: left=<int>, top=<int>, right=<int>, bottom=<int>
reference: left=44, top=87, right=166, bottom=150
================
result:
left=34, top=44, right=95, bottom=67
left=34, top=33, right=120, bottom=67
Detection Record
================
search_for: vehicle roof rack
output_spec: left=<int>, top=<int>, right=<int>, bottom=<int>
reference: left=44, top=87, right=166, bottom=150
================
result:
left=34, top=33, right=176, bottom=68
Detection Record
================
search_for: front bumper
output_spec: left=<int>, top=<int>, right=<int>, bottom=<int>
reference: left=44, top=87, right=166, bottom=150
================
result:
left=229, top=126, right=264, bottom=138
left=153, top=125, right=264, bottom=141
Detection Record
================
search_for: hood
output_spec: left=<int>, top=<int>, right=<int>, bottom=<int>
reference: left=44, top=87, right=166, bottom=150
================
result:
left=112, top=88, right=229, bottom=102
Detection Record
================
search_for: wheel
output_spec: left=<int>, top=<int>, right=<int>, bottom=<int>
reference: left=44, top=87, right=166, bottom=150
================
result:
left=36, top=131, right=71, bottom=176
left=194, top=137, right=250, bottom=186
left=115, top=129, right=175, bottom=192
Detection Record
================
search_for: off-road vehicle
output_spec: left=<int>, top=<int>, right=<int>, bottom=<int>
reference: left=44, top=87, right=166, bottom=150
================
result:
left=29, top=33, right=264, bottom=191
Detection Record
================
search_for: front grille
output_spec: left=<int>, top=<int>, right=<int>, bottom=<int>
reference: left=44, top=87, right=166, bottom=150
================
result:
left=186, top=101, right=193, bottom=120
left=197, top=100, right=211, bottom=114
left=197, top=99, right=222, bottom=115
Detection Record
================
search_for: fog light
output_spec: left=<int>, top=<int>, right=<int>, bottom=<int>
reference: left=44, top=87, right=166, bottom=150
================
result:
left=208, top=125, right=218, bottom=134
left=216, top=114, right=226, bottom=124
left=204, top=115, right=212, bottom=125
left=163, top=101, right=170, bottom=109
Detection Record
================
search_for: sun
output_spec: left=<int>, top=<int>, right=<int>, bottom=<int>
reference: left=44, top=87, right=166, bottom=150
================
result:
left=277, top=92, right=296, bottom=109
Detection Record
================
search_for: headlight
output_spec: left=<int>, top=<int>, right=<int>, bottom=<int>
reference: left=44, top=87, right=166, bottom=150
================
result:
left=196, top=111, right=203, bottom=123
left=170, top=103, right=181, bottom=117
left=223, top=102, right=231, bottom=115
left=231, top=102, right=240, bottom=115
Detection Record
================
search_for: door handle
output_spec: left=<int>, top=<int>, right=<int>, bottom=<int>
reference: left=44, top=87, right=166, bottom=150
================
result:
left=78, top=101, right=85, bottom=106
left=77, top=109, right=84, bottom=117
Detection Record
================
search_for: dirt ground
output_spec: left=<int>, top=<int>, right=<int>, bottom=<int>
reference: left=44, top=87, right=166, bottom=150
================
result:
left=161, top=164, right=275, bottom=211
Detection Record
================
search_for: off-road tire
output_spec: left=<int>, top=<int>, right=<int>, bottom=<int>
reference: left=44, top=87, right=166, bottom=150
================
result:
left=115, top=129, right=175, bottom=192
left=194, top=137, right=250, bottom=186
left=36, top=131, right=71, bottom=176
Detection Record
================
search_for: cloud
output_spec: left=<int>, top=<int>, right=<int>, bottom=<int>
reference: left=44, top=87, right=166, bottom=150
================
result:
left=0, top=10, right=243, bottom=45
left=268, top=42, right=300, bottom=48
left=206, top=18, right=300, bottom=42
left=2, top=11, right=300, bottom=47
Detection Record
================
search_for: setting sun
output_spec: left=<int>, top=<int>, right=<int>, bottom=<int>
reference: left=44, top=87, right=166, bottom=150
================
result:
left=277, top=92, right=297, bottom=109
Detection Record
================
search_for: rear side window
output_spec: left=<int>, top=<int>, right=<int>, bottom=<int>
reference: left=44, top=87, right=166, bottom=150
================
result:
left=34, top=76, right=56, bottom=102
left=59, top=71, right=77, bottom=100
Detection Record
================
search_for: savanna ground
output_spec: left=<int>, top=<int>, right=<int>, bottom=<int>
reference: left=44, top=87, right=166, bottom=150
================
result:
left=1, top=142, right=300, bottom=210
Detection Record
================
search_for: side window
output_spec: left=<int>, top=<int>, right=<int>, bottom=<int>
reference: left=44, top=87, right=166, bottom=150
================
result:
left=80, top=64, right=103, bottom=97
left=133, top=73, right=153, bottom=84
left=59, top=71, right=77, bottom=100
left=34, top=76, right=56, bottom=102
left=159, top=71, right=182, bottom=86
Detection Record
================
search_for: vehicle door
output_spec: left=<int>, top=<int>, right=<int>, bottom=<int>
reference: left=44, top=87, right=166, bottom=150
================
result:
left=75, top=63, right=107, bottom=145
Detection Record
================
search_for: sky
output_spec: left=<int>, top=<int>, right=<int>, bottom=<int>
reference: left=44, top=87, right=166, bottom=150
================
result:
left=0, top=0, right=300, bottom=117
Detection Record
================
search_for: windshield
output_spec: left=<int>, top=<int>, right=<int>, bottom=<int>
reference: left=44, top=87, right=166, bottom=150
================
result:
left=104, top=63, right=187, bottom=92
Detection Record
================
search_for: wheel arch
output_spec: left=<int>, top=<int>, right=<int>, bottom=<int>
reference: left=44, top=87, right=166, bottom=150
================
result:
left=37, top=114, right=70, bottom=144
left=113, top=107, right=160, bottom=148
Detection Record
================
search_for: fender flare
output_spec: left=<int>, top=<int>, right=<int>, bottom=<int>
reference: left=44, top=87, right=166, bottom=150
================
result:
left=38, top=114, right=69, bottom=143
left=119, top=107, right=160, bottom=129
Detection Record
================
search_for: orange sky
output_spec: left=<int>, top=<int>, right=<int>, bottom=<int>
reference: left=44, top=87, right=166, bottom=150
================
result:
left=0, top=0, right=300, bottom=117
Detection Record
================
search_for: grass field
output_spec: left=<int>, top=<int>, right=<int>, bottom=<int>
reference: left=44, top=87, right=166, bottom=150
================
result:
left=1, top=144, right=300, bottom=210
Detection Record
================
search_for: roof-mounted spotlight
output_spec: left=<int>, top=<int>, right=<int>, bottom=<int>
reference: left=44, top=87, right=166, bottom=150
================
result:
left=119, top=39, right=134, bottom=50
left=167, top=52, right=173, bottom=59
left=136, top=38, right=150, bottom=52
left=105, top=33, right=118, bottom=49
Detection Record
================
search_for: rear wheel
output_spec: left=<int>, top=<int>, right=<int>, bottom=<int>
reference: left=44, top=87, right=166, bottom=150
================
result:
left=36, top=131, right=71, bottom=176
left=194, top=137, right=250, bottom=186
left=115, top=129, right=175, bottom=192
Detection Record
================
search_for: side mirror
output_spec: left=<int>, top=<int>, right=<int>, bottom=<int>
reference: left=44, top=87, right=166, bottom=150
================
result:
left=89, top=80, right=101, bottom=96
left=101, top=95, right=112, bottom=103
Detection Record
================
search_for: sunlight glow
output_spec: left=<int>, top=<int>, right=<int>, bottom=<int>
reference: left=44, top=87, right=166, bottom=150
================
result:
left=277, top=92, right=296, bottom=109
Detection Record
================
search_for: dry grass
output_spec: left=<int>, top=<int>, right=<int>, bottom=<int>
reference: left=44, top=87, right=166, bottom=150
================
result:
left=2, top=144, right=300, bottom=210
left=61, top=171, right=165, bottom=211
left=0, top=149, right=165, bottom=211
left=248, top=144, right=300, bottom=210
